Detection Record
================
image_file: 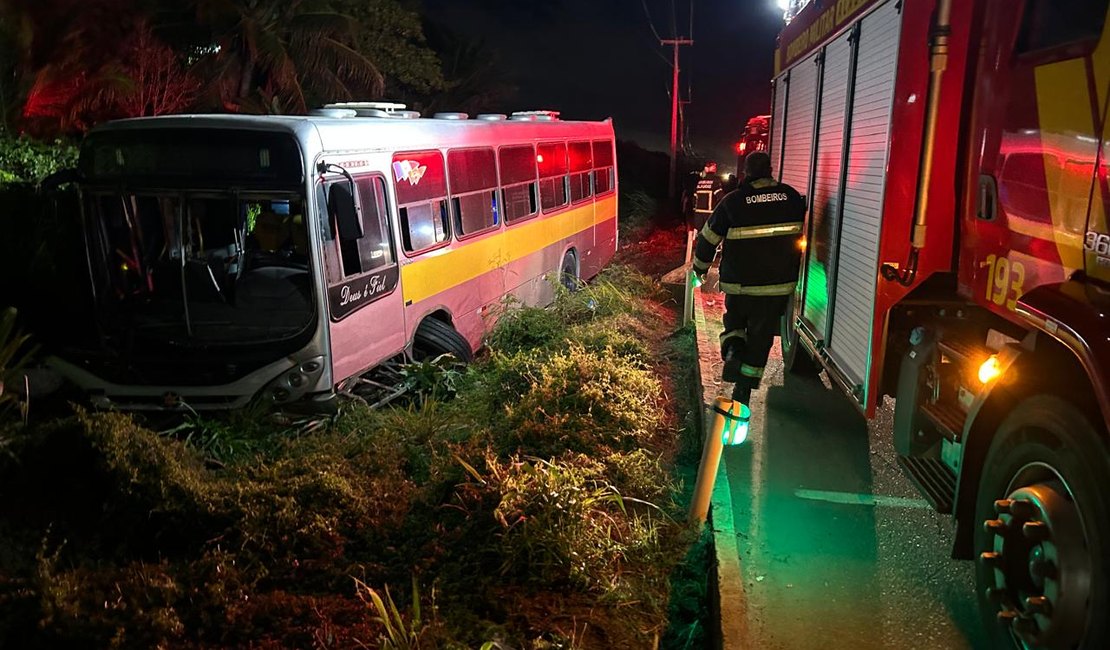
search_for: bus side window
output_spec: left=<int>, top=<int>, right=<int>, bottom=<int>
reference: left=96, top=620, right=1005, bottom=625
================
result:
left=323, top=180, right=363, bottom=278
left=593, top=140, right=615, bottom=195
left=448, top=148, right=499, bottom=237
left=355, top=177, right=394, bottom=273
left=392, top=150, right=450, bottom=254
left=538, top=141, right=569, bottom=212
left=499, top=144, right=539, bottom=223
left=400, top=200, right=449, bottom=253
left=569, top=141, right=593, bottom=203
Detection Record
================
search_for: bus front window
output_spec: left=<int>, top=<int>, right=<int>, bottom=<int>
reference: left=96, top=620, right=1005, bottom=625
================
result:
left=89, top=191, right=314, bottom=344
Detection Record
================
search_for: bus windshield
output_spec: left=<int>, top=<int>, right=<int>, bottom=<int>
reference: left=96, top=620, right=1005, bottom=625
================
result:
left=86, top=189, right=314, bottom=345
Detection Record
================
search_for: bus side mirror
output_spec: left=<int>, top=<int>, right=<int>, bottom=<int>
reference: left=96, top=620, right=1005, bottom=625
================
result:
left=328, top=181, right=363, bottom=241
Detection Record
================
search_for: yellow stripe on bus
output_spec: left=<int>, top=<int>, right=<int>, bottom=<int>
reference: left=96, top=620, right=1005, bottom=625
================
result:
left=400, top=195, right=616, bottom=305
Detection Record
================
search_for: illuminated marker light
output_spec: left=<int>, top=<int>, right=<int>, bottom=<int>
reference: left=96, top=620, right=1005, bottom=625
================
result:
left=797, top=236, right=807, bottom=252
left=978, top=355, right=1002, bottom=384
left=722, top=403, right=751, bottom=446
left=536, top=154, right=544, bottom=163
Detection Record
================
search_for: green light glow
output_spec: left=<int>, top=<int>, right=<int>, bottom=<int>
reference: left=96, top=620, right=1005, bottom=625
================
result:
left=692, top=273, right=703, bottom=288
left=802, top=260, right=829, bottom=333
left=722, top=403, right=751, bottom=446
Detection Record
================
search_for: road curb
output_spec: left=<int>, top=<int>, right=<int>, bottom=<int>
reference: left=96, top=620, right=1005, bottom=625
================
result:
left=691, top=285, right=750, bottom=649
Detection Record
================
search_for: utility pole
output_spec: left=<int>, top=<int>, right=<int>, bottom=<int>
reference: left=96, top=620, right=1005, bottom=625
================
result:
left=662, top=37, right=693, bottom=199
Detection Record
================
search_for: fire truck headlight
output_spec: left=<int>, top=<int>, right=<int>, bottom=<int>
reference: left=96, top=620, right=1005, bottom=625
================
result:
left=978, top=355, right=1003, bottom=384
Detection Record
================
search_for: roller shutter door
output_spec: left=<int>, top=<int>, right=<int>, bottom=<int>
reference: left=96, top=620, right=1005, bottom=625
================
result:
left=778, top=52, right=819, bottom=193
left=770, top=74, right=788, bottom=177
left=826, top=0, right=902, bottom=389
left=801, top=32, right=852, bottom=337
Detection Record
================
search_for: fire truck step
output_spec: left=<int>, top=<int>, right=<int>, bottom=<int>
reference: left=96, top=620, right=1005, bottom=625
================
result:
left=920, top=401, right=967, bottom=441
left=937, top=338, right=988, bottom=366
left=896, top=455, right=956, bottom=514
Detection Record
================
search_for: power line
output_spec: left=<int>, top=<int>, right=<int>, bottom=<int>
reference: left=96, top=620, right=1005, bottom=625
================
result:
left=641, top=0, right=664, bottom=43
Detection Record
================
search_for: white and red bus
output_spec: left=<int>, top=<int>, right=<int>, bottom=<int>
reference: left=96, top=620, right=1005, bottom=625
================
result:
left=50, top=104, right=618, bottom=410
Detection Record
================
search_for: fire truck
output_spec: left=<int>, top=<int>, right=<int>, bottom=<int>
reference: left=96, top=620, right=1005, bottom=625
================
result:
left=769, top=0, right=1110, bottom=647
left=734, top=114, right=770, bottom=178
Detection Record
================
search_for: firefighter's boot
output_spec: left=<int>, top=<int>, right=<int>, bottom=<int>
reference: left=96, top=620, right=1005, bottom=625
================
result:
left=722, top=338, right=747, bottom=383
left=731, top=383, right=752, bottom=406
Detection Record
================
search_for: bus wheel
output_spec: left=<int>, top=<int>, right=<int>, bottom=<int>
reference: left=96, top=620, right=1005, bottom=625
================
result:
left=780, top=293, right=820, bottom=375
left=560, top=250, right=579, bottom=291
left=973, top=395, right=1110, bottom=650
left=413, top=318, right=473, bottom=363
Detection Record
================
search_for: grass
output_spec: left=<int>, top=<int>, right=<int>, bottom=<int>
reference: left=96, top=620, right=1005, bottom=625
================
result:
left=0, top=261, right=706, bottom=649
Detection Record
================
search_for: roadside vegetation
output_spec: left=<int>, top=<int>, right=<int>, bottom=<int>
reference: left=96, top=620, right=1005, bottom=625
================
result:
left=0, top=257, right=706, bottom=649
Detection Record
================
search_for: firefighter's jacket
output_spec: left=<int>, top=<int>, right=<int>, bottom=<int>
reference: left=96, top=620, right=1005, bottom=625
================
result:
left=692, top=177, right=806, bottom=296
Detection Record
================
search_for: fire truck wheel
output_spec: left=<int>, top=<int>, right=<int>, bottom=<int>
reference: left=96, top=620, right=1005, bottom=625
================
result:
left=560, top=250, right=579, bottom=291
left=780, top=293, right=820, bottom=375
left=413, top=318, right=474, bottom=363
left=973, top=394, right=1110, bottom=650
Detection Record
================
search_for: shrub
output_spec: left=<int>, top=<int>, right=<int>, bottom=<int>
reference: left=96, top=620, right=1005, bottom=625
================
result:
left=595, top=263, right=660, bottom=298
left=566, top=313, right=653, bottom=361
left=604, top=448, right=674, bottom=505
left=486, top=455, right=630, bottom=591
left=0, top=307, right=36, bottom=416
left=37, top=556, right=186, bottom=648
left=0, top=137, right=78, bottom=184
left=618, top=189, right=659, bottom=235
left=485, top=304, right=564, bottom=355
left=503, top=344, right=662, bottom=458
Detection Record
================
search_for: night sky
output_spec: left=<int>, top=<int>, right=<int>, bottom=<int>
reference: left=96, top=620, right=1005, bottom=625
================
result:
left=423, top=0, right=785, bottom=165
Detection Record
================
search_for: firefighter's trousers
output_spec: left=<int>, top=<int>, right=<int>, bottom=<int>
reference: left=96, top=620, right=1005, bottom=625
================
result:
left=720, top=294, right=790, bottom=402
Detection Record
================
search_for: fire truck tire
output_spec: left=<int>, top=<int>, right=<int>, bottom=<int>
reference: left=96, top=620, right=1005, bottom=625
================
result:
left=413, top=318, right=474, bottom=363
left=560, top=250, right=579, bottom=291
left=972, top=395, right=1110, bottom=650
left=780, top=294, right=820, bottom=376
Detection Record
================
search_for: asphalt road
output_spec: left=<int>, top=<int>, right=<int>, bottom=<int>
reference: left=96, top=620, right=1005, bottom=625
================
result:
left=700, top=297, right=990, bottom=649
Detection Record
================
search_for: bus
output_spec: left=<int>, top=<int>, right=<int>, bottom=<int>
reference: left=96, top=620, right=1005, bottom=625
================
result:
left=49, top=104, right=618, bottom=411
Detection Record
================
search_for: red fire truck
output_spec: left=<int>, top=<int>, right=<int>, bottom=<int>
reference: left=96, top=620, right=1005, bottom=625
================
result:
left=734, top=114, right=770, bottom=177
left=770, top=0, right=1110, bottom=647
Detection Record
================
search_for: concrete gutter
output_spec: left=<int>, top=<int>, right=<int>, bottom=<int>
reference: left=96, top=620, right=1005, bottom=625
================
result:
left=691, top=284, right=750, bottom=649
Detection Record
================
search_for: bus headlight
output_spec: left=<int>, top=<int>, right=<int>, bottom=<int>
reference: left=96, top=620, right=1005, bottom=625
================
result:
left=264, top=355, right=326, bottom=403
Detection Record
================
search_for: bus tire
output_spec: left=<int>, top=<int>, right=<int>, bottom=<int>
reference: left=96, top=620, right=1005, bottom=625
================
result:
left=972, top=394, right=1110, bottom=650
left=560, top=249, right=579, bottom=291
left=780, top=293, right=820, bottom=375
left=413, top=318, right=473, bottom=363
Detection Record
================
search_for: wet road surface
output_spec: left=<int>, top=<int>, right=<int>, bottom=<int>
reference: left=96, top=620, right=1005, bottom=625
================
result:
left=700, top=296, right=989, bottom=649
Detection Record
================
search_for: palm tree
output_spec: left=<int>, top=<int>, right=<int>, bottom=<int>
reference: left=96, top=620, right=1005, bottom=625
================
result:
left=191, top=0, right=384, bottom=113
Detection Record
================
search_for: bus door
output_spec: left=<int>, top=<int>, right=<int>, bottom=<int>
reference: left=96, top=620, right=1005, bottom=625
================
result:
left=318, top=173, right=406, bottom=383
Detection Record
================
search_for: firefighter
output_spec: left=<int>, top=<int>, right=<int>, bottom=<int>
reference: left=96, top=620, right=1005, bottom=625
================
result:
left=692, top=151, right=806, bottom=408
left=693, top=161, right=723, bottom=232
left=683, top=161, right=724, bottom=232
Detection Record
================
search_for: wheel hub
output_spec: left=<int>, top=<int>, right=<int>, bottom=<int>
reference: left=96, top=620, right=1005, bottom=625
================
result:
left=980, top=478, right=1091, bottom=649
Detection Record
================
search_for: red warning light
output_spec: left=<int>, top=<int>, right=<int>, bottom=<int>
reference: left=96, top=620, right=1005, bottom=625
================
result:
left=536, top=154, right=544, bottom=163
left=735, top=141, right=747, bottom=154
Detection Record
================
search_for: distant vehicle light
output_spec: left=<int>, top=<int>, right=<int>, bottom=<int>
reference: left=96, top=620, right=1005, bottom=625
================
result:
left=978, top=355, right=1002, bottom=384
